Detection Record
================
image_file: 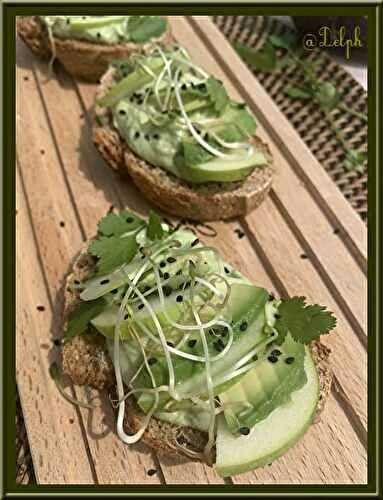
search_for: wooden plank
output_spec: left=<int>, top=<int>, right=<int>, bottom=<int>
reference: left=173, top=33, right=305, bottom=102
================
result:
left=180, top=17, right=367, bottom=337
left=16, top=43, right=162, bottom=485
left=187, top=16, right=367, bottom=268
left=16, top=167, right=95, bottom=484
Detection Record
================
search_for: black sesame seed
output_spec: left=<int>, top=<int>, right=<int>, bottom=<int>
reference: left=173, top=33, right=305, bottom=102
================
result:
left=333, top=227, right=340, bottom=235
left=239, top=426, right=250, bottom=436
left=118, top=109, right=126, bottom=116
left=126, top=217, right=134, bottom=223
left=240, top=321, right=248, bottom=332
left=96, top=32, right=101, bottom=38
left=275, top=314, right=281, bottom=319
left=144, top=134, right=150, bottom=140
left=36, top=305, right=45, bottom=312
left=100, top=279, right=110, bottom=285
left=234, top=228, right=245, bottom=239
left=138, top=304, right=145, bottom=310
left=159, top=261, right=166, bottom=268
left=176, top=295, right=183, bottom=303
left=181, top=83, right=187, bottom=90
left=300, top=253, right=309, bottom=259
left=153, top=133, right=160, bottom=140
left=191, top=238, right=200, bottom=247
left=163, top=286, right=172, bottom=297
left=167, top=256, right=176, bottom=263
left=271, top=349, right=282, bottom=357
left=176, top=269, right=182, bottom=276
left=111, top=289, right=118, bottom=294
left=213, top=340, right=225, bottom=352
left=286, top=357, right=295, bottom=365
left=224, top=266, right=230, bottom=274
left=252, top=354, right=259, bottom=362
left=148, top=358, right=157, bottom=366
left=163, top=272, right=170, bottom=280
left=134, top=131, right=140, bottom=139
left=188, top=339, right=197, bottom=348
left=167, top=342, right=174, bottom=348
left=268, top=293, right=275, bottom=301
left=53, top=338, right=61, bottom=346
left=268, top=355, right=278, bottom=363
left=59, top=221, right=65, bottom=227
left=147, top=468, right=157, bottom=476
left=74, top=279, right=80, bottom=285
left=124, top=314, right=129, bottom=320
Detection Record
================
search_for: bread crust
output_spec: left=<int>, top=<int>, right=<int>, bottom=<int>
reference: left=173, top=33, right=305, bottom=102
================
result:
left=93, top=68, right=274, bottom=221
left=16, top=16, right=173, bottom=82
left=62, top=238, right=333, bottom=463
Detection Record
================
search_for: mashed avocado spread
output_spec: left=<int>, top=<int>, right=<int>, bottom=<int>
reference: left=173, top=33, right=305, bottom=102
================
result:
left=98, top=46, right=267, bottom=184
left=41, top=16, right=167, bottom=45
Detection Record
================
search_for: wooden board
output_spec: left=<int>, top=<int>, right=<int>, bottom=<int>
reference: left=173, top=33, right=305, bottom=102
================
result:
left=16, top=16, right=367, bottom=485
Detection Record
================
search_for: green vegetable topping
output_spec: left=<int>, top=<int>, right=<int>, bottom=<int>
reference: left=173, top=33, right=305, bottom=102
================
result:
left=64, top=296, right=109, bottom=342
left=205, top=77, right=229, bottom=115
left=128, top=16, right=167, bottom=43
left=89, top=235, right=138, bottom=275
left=274, top=296, right=337, bottom=346
left=147, top=211, right=165, bottom=241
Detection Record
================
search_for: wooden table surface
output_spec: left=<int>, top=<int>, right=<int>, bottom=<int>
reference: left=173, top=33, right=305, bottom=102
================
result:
left=16, top=16, right=368, bottom=485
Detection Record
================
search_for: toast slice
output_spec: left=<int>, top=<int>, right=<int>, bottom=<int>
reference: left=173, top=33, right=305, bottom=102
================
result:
left=93, top=68, right=274, bottom=221
left=16, top=16, right=173, bottom=82
left=61, top=237, right=333, bottom=463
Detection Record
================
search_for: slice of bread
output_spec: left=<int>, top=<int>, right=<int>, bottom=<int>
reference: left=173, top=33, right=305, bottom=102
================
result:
left=61, top=238, right=333, bottom=463
left=16, top=16, right=173, bottom=83
left=93, top=68, right=274, bottom=221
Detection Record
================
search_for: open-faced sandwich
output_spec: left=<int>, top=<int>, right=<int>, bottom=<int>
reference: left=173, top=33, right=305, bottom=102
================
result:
left=56, top=210, right=336, bottom=477
left=16, top=16, right=172, bottom=82
left=93, top=46, right=274, bottom=221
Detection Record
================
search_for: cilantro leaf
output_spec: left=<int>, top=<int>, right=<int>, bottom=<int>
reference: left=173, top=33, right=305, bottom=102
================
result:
left=206, top=77, right=229, bottom=115
left=89, top=235, right=138, bottom=274
left=269, top=33, right=298, bottom=51
left=98, top=210, right=144, bottom=237
left=128, top=16, right=167, bottom=44
left=147, top=211, right=164, bottom=240
left=64, top=297, right=108, bottom=342
left=234, top=42, right=277, bottom=73
left=274, top=296, right=337, bottom=345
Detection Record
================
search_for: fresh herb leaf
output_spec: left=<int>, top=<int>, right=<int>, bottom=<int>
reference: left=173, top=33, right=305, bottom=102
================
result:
left=284, top=86, right=312, bottom=99
left=234, top=42, right=277, bottom=72
left=344, top=149, right=367, bottom=173
left=314, top=82, right=340, bottom=109
left=269, top=33, right=298, bottom=50
left=274, top=296, right=337, bottom=345
left=89, top=235, right=138, bottom=274
left=128, top=16, right=167, bottom=44
left=147, top=211, right=164, bottom=240
left=98, top=210, right=144, bottom=238
left=64, top=297, right=108, bottom=342
left=206, top=77, right=229, bottom=115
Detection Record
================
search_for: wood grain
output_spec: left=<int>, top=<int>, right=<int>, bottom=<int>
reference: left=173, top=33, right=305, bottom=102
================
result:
left=16, top=16, right=367, bottom=485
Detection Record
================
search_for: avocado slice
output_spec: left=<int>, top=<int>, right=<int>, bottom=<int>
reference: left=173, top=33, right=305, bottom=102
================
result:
left=215, top=348, right=319, bottom=477
left=220, top=335, right=307, bottom=433
left=178, top=151, right=267, bottom=184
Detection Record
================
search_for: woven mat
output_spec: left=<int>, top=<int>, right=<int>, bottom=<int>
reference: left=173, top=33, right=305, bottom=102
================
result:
left=213, top=15, right=368, bottom=222
left=15, top=16, right=368, bottom=486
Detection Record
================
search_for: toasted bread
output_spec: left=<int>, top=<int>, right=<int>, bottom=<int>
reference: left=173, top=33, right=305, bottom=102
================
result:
left=61, top=236, right=333, bottom=463
left=16, top=16, right=173, bottom=82
left=93, top=67, right=274, bottom=221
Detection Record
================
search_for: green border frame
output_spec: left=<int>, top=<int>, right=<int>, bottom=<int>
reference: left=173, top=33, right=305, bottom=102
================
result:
left=2, top=2, right=382, bottom=497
